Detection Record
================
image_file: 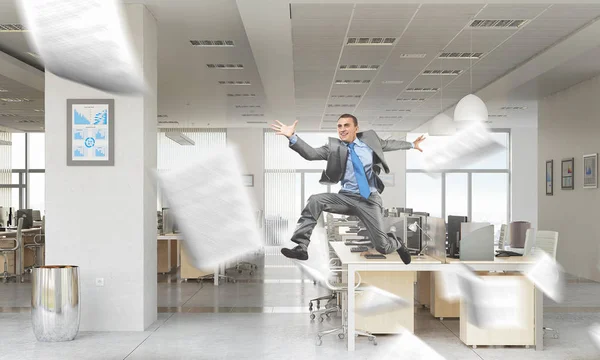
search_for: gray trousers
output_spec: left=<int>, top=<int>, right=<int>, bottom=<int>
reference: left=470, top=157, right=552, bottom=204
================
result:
left=291, top=191, right=401, bottom=254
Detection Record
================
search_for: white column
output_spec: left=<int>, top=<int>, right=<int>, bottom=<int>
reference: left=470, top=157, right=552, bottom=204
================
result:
left=44, top=4, right=157, bottom=331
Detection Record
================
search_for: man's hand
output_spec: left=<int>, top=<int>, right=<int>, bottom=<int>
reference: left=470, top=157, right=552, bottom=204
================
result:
left=270, top=120, right=298, bottom=138
left=413, top=135, right=426, bottom=152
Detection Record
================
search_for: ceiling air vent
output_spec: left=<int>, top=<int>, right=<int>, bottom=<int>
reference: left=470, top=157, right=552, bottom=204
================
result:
left=397, top=98, right=426, bottom=102
left=0, top=24, right=26, bottom=32
left=190, top=40, right=235, bottom=47
left=0, top=98, right=33, bottom=103
left=235, top=105, right=261, bottom=108
left=158, top=120, right=179, bottom=124
left=0, top=113, right=17, bottom=117
left=18, top=119, right=38, bottom=123
left=157, top=114, right=168, bottom=118
left=469, top=19, right=529, bottom=29
left=405, top=88, right=438, bottom=93
left=422, top=70, right=462, bottom=76
left=246, top=121, right=267, bottom=124
left=382, top=80, right=404, bottom=84
left=386, top=109, right=411, bottom=112
left=500, top=106, right=527, bottom=110
left=241, top=114, right=264, bottom=117
left=33, top=109, right=44, bottom=112
left=346, top=37, right=396, bottom=46
left=488, top=114, right=507, bottom=118
left=218, top=81, right=251, bottom=85
left=227, top=94, right=256, bottom=97
left=335, top=80, right=370, bottom=85
left=331, top=95, right=361, bottom=99
left=339, top=64, right=380, bottom=71
left=206, top=64, right=244, bottom=69
left=327, top=104, right=355, bottom=108
left=439, top=52, right=484, bottom=59
left=379, top=115, right=402, bottom=119
left=371, top=123, right=395, bottom=128
left=324, top=113, right=339, bottom=117
left=0, top=88, right=7, bottom=93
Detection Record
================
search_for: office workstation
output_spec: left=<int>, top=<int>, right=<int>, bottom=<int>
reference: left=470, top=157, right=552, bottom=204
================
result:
left=2, top=1, right=600, bottom=359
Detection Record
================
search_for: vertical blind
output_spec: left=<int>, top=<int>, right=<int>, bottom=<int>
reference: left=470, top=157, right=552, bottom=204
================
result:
left=0, top=131, right=11, bottom=210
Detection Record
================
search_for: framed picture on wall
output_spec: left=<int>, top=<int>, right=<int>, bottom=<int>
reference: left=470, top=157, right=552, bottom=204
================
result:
left=546, top=160, right=553, bottom=195
left=583, top=153, right=598, bottom=189
left=67, top=99, right=115, bottom=166
left=561, top=158, right=574, bottom=190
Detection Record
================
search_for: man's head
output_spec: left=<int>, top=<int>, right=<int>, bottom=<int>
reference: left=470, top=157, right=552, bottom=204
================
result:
left=337, top=114, right=359, bottom=143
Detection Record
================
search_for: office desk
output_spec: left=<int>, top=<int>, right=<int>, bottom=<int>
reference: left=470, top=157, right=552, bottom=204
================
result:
left=0, top=228, right=42, bottom=281
left=157, top=234, right=180, bottom=274
left=330, top=242, right=444, bottom=351
left=445, top=257, right=542, bottom=350
left=158, top=234, right=220, bottom=286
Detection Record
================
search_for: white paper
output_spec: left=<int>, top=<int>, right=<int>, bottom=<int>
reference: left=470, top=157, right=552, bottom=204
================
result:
left=376, top=328, right=446, bottom=360
left=458, top=271, right=526, bottom=329
left=423, top=122, right=505, bottom=172
left=292, top=224, right=333, bottom=287
left=589, top=323, right=600, bottom=351
left=356, top=285, right=410, bottom=316
left=525, top=251, right=565, bottom=303
left=156, top=146, right=263, bottom=270
left=17, top=0, right=145, bottom=94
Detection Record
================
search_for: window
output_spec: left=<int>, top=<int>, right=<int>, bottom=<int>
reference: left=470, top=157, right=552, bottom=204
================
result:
left=406, top=130, right=510, bottom=241
left=406, top=173, right=442, bottom=218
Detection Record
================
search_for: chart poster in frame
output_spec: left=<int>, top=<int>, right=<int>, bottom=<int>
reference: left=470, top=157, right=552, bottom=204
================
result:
left=583, top=153, right=598, bottom=189
left=561, top=158, right=574, bottom=190
left=546, top=160, right=553, bottom=195
left=67, top=99, right=115, bottom=166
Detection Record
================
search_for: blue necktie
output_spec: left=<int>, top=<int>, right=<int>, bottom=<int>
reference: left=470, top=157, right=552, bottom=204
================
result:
left=348, top=143, right=371, bottom=199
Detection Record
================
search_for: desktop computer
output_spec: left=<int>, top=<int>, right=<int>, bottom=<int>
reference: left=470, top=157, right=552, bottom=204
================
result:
left=447, top=215, right=468, bottom=258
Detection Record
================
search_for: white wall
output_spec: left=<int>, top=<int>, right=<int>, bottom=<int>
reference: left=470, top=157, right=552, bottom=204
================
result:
left=45, top=5, right=157, bottom=331
left=511, top=127, right=538, bottom=228
left=539, top=75, right=600, bottom=281
left=227, top=128, right=264, bottom=212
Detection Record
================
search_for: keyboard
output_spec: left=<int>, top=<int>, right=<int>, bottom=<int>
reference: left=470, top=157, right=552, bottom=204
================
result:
left=495, top=250, right=523, bottom=257
left=351, top=246, right=370, bottom=253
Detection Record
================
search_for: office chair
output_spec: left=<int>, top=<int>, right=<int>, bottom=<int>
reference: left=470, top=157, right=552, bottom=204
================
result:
left=24, top=216, right=45, bottom=273
left=0, top=218, right=23, bottom=283
left=534, top=230, right=560, bottom=339
left=314, top=265, right=377, bottom=347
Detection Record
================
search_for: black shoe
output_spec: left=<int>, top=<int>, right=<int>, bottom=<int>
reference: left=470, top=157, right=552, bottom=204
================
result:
left=396, top=243, right=412, bottom=264
left=281, top=245, right=309, bottom=261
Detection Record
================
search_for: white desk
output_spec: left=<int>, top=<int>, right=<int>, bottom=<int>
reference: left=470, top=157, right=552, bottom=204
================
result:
left=330, top=242, right=444, bottom=351
left=331, top=243, right=544, bottom=351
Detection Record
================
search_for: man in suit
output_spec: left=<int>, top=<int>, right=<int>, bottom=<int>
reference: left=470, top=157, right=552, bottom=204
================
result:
left=270, top=114, right=425, bottom=265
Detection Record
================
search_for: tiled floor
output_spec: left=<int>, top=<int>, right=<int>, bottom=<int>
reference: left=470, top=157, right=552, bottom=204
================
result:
left=2, top=249, right=600, bottom=359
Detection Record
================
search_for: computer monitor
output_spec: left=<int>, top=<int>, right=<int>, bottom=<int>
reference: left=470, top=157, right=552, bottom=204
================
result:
left=405, top=216, right=422, bottom=253
left=447, top=215, right=468, bottom=258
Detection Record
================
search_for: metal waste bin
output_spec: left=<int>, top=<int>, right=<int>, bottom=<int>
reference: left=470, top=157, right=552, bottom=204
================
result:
left=31, top=265, right=80, bottom=342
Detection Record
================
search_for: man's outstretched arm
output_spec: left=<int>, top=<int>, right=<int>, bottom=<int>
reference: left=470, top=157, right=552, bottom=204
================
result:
left=270, top=120, right=329, bottom=160
left=380, top=135, right=426, bottom=153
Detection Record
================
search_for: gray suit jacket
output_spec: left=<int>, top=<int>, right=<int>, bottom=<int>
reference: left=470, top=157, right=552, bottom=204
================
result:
left=289, top=130, right=413, bottom=193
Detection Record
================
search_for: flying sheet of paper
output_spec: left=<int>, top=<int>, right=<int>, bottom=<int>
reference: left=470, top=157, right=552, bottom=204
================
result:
left=589, top=324, right=600, bottom=352
left=356, top=285, right=410, bottom=316
left=156, top=146, right=263, bottom=270
left=376, top=328, right=446, bottom=360
left=437, top=263, right=474, bottom=301
left=17, top=0, right=145, bottom=94
left=423, top=122, right=505, bottom=172
left=525, top=251, right=565, bottom=303
left=292, top=224, right=332, bottom=287
left=458, top=271, right=526, bottom=329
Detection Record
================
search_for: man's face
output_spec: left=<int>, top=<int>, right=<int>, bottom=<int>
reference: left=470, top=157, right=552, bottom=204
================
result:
left=337, top=117, right=358, bottom=143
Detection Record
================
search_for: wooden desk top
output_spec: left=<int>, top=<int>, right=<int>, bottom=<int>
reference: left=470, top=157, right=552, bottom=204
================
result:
left=330, top=242, right=441, bottom=266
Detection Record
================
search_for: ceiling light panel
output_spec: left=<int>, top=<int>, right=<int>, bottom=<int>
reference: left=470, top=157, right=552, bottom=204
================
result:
left=422, top=70, right=462, bottom=76
left=439, top=52, right=484, bottom=59
left=0, top=24, right=26, bottom=32
left=190, top=40, right=235, bottom=47
left=346, top=37, right=396, bottom=46
left=218, top=81, right=251, bottom=85
left=382, top=80, right=404, bottom=84
left=335, top=80, right=371, bottom=85
left=468, top=19, right=529, bottom=29
left=398, top=53, right=427, bottom=58
left=339, top=64, right=380, bottom=70
left=206, top=64, right=244, bottom=69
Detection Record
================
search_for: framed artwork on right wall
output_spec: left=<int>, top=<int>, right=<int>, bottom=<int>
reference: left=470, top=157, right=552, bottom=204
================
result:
left=561, top=158, right=574, bottom=190
left=583, top=153, right=598, bottom=189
